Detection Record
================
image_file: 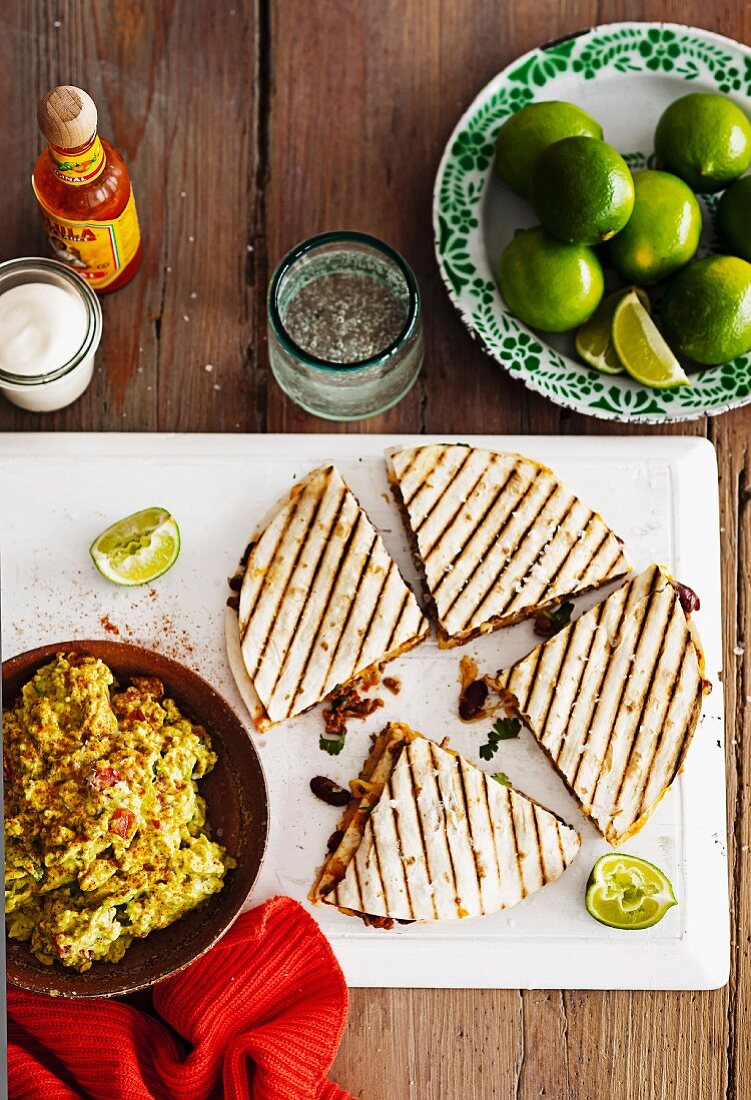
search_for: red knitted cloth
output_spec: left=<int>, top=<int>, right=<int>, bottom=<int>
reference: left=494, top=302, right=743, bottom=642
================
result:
left=7, top=896, right=353, bottom=1100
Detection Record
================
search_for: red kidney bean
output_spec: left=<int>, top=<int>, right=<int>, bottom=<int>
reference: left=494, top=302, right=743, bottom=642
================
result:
left=459, top=679, right=488, bottom=720
left=674, top=581, right=700, bottom=616
left=310, top=775, right=351, bottom=807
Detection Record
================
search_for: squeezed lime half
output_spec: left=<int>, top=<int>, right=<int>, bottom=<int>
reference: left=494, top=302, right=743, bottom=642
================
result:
left=585, top=853, right=677, bottom=930
left=90, top=507, right=180, bottom=586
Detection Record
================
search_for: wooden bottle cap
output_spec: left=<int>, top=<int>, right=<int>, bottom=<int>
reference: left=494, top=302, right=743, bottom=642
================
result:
left=38, top=86, right=98, bottom=149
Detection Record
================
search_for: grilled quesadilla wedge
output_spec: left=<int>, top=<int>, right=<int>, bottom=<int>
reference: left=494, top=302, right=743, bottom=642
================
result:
left=387, top=444, right=631, bottom=647
left=495, top=564, right=708, bottom=846
left=310, top=722, right=581, bottom=923
left=236, top=466, right=429, bottom=731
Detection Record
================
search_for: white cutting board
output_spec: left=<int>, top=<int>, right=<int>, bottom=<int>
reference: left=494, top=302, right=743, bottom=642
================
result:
left=0, top=433, right=728, bottom=990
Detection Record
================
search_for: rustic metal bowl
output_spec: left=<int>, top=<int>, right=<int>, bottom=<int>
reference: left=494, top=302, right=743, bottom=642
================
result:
left=3, top=639, right=269, bottom=998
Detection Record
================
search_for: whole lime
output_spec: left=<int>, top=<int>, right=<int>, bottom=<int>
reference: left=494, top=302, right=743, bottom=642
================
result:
left=530, top=136, right=635, bottom=245
left=717, top=176, right=751, bottom=263
left=654, top=93, right=751, bottom=193
left=609, top=170, right=702, bottom=285
left=494, top=100, right=603, bottom=198
left=498, top=225, right=604, bottom=333
left=661, top=255, right=751, bottom=365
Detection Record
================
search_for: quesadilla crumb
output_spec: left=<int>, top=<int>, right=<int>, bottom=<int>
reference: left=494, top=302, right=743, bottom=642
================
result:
left=323, top=683, right=384, bottom=741
left=357, top=664, right=383, bottom=689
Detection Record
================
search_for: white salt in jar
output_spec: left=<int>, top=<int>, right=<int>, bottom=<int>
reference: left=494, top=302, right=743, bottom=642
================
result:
left=0, top=257, right=102, bottom=412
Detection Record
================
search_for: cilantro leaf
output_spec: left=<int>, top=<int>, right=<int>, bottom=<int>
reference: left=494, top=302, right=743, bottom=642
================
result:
left=491, top=717, right=521, bottom=740
left=319, top=732, right=346, bottom=756
left=492, top=772, right=512, bottom=787
left=478, top=716, right=521, bottom=760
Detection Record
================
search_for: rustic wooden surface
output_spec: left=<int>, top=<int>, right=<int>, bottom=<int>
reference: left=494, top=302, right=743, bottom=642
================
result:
left=0, top=1, right=747, bottom=1097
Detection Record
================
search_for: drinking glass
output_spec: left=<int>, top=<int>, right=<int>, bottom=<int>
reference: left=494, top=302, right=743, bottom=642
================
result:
left=267, top=231, right=423, bottom=421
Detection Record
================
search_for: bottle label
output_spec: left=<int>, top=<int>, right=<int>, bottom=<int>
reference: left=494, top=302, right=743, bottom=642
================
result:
left=48, top=135, right=107, bottom=185
left=32, top=184, right=141, bottom=290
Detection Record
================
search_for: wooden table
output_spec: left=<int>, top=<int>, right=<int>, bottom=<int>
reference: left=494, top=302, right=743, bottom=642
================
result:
left=1, top=2, right=747, bottom=1096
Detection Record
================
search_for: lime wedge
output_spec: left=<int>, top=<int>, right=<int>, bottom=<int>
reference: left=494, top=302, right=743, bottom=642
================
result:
left=611, top=290, right=690, bottom=389
left=90, top=507, right=180, bottom=586
left=575, top=287, right=651, bottom=374
left=585, top=853, right=677, bottom=930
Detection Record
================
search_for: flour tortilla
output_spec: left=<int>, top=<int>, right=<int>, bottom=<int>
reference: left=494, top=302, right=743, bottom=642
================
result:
left=387, top=444, right=631, bottom=646
left=233, top=466, right=429, bottom=730
left=495, top=564, right=706, bottom=845
left=311, top=723, right=581, bottom=922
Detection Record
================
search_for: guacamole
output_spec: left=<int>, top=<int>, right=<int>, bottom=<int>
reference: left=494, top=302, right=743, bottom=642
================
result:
left=4, top=654, right=233, bottom=972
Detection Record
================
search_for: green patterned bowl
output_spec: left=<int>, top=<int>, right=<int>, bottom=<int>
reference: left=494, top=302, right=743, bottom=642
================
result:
left=434, top=23, right=751, bottom=423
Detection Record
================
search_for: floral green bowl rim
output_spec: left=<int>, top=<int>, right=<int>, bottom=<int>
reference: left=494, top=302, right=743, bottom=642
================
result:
left=433, top=22, right=751, bottom=424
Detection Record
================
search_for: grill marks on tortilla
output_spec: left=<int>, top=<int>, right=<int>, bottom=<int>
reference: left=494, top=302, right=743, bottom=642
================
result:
left=405, top=752, right=438, bottom=920
left=408, top=445, right=470, bottom=520
left=317, top=529, right=379, bottom=697
left=434, top=469, right=540, bottom=606
left=480, top=769, right=506, bottom=896
left=498, top=492, right=578, bottom=614
left=465, top=479, right=560, bottom=629
left=238, top=466, right=428, bottom=727
left=427, top=742, right=462, bottom=907
left=423, top=466, right=517, bottom=566
left=638, top=638, right=703, bottom=817
left=238, top=489, right=304, bottom=635
left=386, top=777, right=417, bottom=919
left=607, top=602, right=678, bottom=823
left=387, top=444, right=630, bottom=645
left=289, top=510, right=366, bottom=712
left=506, top=789, right=527, bottom=901
left=495, top=564, right=705, bottom=845
left=324, top=726, right=580, bottom=921
left=567, top=580, right=656, bottom=795
left=267, top=486, right=349, bottom=702
left=455, top=752, right=484, bottom=899
left=351, top=558, right=393, bottom=671
left=530, top=605, right=581, bottom=753
left=369, top=820, right=391, bottom=915
left=385, top=589, right=412, bottom=652
left=241, top=482, right=329, bottom=680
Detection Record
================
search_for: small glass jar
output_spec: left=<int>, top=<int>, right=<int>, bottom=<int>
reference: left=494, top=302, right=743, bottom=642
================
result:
left=0, top=257, right=102, bottom=412
left=268, top=231, right=423, bottom=421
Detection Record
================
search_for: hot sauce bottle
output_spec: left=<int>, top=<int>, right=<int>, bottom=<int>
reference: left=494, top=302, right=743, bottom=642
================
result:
left=33, top=85, right=142, bottom=293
